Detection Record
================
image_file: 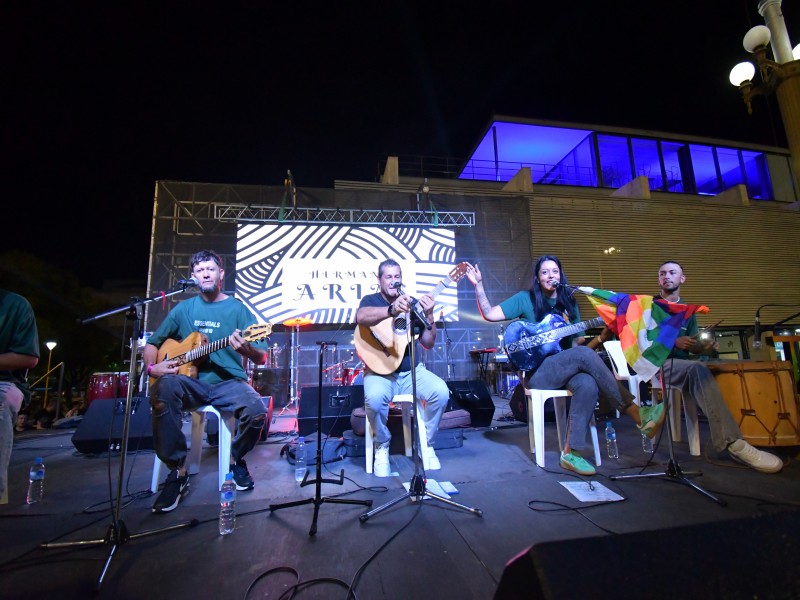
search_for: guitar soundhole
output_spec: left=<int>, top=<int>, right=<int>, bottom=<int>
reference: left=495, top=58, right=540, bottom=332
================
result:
left=393, top=315, right=409, bottom=334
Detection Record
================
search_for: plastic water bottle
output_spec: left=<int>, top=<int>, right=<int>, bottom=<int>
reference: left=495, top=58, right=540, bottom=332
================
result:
left=26, top=457, right=45, bottom=504
left=219, top=472, right=236, bottom=535
left=294, top=436, right=307, bottom=483
left=605, top=421, right=619, bottom=459
left=641, top=432, right=653, bottom=453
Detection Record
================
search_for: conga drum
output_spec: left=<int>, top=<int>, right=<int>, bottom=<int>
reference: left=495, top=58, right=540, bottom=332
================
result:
left=707, top=360, right=800, bottom=447
left=86, top=372, right=130, bottom=407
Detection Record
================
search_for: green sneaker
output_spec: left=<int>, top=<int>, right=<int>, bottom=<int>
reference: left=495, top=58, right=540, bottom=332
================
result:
left=637, top=403, right=666, bottom=439
left=559, top=450, right=596, bottom=476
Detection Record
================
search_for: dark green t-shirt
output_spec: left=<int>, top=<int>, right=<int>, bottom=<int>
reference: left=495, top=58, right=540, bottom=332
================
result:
left=0, top=290, right=40, bottom=407
left=148, top=295, right=264, bottom=384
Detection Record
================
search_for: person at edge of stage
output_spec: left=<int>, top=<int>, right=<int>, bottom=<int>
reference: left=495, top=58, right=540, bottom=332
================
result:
left=144, top=249, right=268, bottom=513
left=465, top=255, right=666, bottom=477
left=355, top=258, right=449, bottom=477
left=0, top=288, right=40, bottom=504
left=653, top=260, right=782, bottom=473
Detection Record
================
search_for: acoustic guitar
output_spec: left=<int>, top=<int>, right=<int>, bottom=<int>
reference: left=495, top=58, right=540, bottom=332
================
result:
left=503, top=314, right=604, bottom=372
left=150, top=323, right=273, bottom=386
left=354, top=263, right=469, bottom=375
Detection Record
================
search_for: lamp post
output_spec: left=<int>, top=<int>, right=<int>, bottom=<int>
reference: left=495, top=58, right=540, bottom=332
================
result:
left=729, top=0, right=800, bottom=195
left=43, top=341, right=57, bottom=408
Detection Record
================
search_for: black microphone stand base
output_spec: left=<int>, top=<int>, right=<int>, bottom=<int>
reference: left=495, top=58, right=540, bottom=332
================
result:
left=359, top=473, right=482, bottom=523
left=610, top=459, right=726, bottom=506
left=608, top=367, right=727, bottom=507
left=268, top=342, right=372, bottom=537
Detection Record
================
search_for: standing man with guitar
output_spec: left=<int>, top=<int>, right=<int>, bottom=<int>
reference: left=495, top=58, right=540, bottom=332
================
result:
left=144, top=249, right=270, bottom=513
left=355, top=259, right=450, bottom=477
left=465, top=255, right=665, bottom=476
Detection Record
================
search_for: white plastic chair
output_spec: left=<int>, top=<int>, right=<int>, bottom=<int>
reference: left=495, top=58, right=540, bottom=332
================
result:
left=603, top=340, right=642, bottom=408
left=151, top=405, right=236, bottom=492
left=650, top=375, right=701, bottom=456
left=523, top=386, right=602, bottom=469
left=365, top=394, right=430, bottom=473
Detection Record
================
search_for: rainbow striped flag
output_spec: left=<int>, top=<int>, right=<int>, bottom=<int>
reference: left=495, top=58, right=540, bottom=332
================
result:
left=578, top=287, right=709, bottom=381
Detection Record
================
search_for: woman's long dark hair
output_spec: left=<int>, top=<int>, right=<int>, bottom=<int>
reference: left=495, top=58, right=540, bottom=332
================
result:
left=529, top=254, right=578, bottom=322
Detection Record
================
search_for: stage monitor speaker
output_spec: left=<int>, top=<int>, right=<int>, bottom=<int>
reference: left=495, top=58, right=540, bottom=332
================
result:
left=298, top=385, right=365, bottom=437
left=446, top=379, right=495, bottom=427
left=494, top=511, right=800, bottom=600
left=251, top=367, right=288, bottom=407
left=72, top=397, right=153, bottom=454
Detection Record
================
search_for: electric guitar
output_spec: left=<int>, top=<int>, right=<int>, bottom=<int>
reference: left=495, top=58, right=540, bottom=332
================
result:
left=354, top=263, right=469, bottom=375
left=151, top=323, right=273, bottom=386
left=503, top=314, right=604, bottom=372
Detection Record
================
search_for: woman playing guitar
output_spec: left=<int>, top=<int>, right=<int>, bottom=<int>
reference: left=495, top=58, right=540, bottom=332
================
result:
left=465, top=255, right=666, bottom=476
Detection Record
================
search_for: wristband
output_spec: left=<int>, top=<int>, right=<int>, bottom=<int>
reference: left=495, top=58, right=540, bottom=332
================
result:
left=147, top=363, right=155, bottom=376
left=388, top=303, right=395, bottom=317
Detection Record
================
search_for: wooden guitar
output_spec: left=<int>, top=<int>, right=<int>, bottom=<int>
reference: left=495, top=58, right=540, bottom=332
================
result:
left=151, top=323, right=273, bottom=386
left=503, top=314, right=604, bottom=372
left=354, top=263, right=469, bottom=375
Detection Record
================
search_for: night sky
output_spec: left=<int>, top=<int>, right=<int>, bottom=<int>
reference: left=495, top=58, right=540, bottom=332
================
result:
left=3, top=1, right=797, bottom=288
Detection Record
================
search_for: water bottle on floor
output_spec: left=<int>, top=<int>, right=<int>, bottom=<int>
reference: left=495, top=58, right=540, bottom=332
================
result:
left=605, top=421, right=619, bottom=459
left=219, top=472, right=236, bottom=535
left=26, top=457, right=45, bottom=504
left=295, top=436, right=307, bottom=483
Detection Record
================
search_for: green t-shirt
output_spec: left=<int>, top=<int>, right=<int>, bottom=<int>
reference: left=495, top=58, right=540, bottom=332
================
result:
left=499, top=291, right=584, bottom=348
left=148, top=295, right=264, bottom=384
left=0, top=290, right=40, bottom=406
left=668, top=299, right=698, bottom=360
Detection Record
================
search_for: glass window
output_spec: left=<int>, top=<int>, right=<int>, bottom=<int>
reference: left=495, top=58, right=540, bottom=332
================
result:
left=597, top=135, right=632, bottom=188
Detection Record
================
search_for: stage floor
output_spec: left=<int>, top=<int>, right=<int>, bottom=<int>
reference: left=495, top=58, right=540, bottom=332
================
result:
left=2, top=391, right=799, bottom=599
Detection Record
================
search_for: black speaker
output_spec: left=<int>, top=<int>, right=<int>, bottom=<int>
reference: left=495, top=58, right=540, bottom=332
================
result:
left=508, top=383, right=571, bottom=424
left=445, top=379, right=495, bottom=427
left=298, top=385, right=365, bottom=437
left=72, top=397, right=153, bottom=454
left=495, top=511, right=800, bottom=600
left=251, top=367, right=288, bottom=407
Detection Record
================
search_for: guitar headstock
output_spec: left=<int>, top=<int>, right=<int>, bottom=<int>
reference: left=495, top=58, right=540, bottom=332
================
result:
left=449, top=262, right=470, bottom=283
left=244, top=323, right=273, bottom=342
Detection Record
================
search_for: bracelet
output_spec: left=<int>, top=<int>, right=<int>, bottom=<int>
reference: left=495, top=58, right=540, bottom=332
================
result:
left=147, top=363, right=155, bottom=376
left=388, top=303, right=395, bottom=317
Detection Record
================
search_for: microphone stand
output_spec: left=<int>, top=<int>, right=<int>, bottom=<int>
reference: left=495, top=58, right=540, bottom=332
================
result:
left=269, top=341, right=372, bottom=536
left=359, top=307, right=482, bottom=522
left=41, top=284, right=200, bottom=590
left=610, top=363, right=726, bottom=506
left=440, top=310, right=454, bottom=381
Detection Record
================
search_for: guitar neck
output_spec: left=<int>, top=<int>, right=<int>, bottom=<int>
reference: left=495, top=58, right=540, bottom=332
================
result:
left=554, top=317, right=604, bottom=340
left=183, top=337, right=230, bottom=364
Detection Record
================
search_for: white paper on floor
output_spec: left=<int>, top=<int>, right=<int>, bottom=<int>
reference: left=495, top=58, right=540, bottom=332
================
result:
left=560, top=481, right=624, bottom=502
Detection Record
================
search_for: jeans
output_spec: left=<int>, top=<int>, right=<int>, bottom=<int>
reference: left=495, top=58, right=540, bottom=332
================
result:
left=659, top=358, right=742, bottom=452
left=0, top=382, right=23, bottom=503
left=363, top=364, right=449, bottom=446
left=149, top=376, right=266, bottom=471
left=528, top=346, right=629, bottom=451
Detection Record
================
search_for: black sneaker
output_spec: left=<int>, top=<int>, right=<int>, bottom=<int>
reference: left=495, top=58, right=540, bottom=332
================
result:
left=152, top=469, right=190, bottom=513
left=232, top=459, right=255, bottom=491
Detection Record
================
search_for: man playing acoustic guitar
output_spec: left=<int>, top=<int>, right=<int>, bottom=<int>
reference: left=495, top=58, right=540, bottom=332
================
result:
left=144, top=249, right=270, bottom=513
left=355, top=259, right=450, bottom=477
left=466, top=255, right=666, bottom=477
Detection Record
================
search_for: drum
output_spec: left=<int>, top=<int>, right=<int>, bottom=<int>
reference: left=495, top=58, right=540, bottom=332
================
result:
left=343, top=367, right=364, bottom=386
left=708, top=360, right=800, bottom=447
left=86, top=372, right=130, bottom=406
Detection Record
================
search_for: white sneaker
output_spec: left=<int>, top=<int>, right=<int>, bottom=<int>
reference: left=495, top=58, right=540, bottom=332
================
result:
left=424, top=446, right=441, bottom=471
left=373, top=444, right=391, bottom=477
left=727, top=439, right=783, bottom=474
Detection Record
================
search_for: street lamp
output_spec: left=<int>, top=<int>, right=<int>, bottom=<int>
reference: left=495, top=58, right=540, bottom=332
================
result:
left=729, top=0, right=800, bottom=194
left=43, top=341, right=57, bottom=408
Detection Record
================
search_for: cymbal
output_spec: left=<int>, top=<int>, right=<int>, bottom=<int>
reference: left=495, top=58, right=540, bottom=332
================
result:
left=282, top=316, right=313, bottom=327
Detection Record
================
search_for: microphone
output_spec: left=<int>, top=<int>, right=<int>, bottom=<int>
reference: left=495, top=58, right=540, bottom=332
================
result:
left=753, top=310, right=762, bottom=350
left=177, top=276, right=199, bottom=287
left=391, top=281, right=403, bottom=289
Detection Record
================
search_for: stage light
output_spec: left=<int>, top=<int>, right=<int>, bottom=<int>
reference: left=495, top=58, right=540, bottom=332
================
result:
left=43, top=341, right=57, bottom=408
